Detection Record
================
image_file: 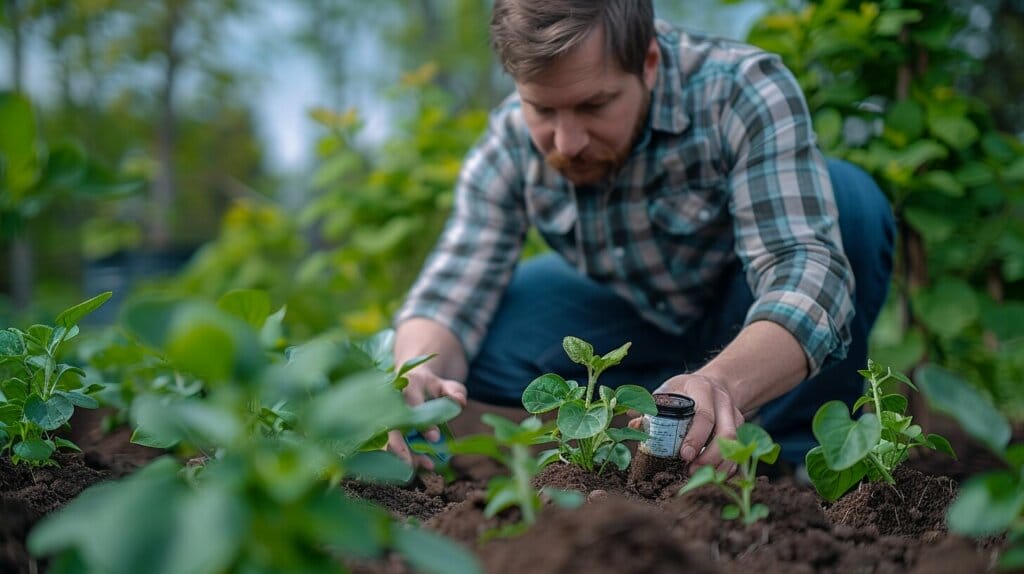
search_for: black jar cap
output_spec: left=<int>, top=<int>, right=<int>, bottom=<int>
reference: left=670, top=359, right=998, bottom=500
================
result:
left=653, top=393, right=695, bottom=418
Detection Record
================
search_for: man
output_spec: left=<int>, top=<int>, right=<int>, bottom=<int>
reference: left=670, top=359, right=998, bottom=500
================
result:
left=387, top=0, right=894, bottom=476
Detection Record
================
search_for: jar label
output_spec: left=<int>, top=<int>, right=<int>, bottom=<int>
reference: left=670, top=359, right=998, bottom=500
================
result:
left=640, top=415, right=691, bottom=458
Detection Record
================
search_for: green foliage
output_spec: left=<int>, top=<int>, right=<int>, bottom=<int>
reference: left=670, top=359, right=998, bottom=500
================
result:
left=29, top=293, right=480, bottom=574
left=806, top=360, right=955, bottom=501
left=678, top=423, right=781, bottom=524
left=916, top=363, right=1024, bottom=570
left=0, top=292, right=110, bottom=465
left=449, top=414, right=575, bottom=538
left=0, top=92, right=142, bottom=241
left=745, top=1, right=1024, bottom=417
left=521, top=337, right=656, bottom=474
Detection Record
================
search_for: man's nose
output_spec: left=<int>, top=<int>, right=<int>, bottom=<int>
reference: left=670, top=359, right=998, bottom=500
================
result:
left=554, top=115, right=588, bottom=159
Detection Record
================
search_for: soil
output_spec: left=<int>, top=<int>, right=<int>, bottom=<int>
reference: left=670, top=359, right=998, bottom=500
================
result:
left=0, top=452, right=108, bottom=574
left=0, top=409, right=162, bottom=574
left=345, top=400, right=1009, bottom=574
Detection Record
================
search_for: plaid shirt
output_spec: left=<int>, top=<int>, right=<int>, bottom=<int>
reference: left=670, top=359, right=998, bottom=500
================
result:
left=396, top=22, right=854, bottom=377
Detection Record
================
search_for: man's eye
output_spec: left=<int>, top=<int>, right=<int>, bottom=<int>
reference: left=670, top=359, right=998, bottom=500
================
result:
left=580, top=102, right=607, bottom=113
left=533, top=104, right=555, bottom=116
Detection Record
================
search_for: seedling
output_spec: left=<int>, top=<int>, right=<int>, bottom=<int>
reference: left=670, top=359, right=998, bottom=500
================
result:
left=0, top=292, right=110, bottom=465
left=916, top=363, right=1024, bottom=570
left=678, top=423, right=780, bottom=524
left=521, top=336, right=657, bottom=474
left=805, top=360, right=956, bottom=501
left=450, top=414, right=579, bottom=539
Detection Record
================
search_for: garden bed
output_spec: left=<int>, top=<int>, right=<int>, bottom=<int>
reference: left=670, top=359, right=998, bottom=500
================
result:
left=0, top=404, right=1015, bottom=574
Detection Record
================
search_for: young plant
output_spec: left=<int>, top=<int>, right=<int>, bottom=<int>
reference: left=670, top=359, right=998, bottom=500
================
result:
left=917, top=364, right=1024, bottom=570
left=521, top=336, right=657, bottom=474
left=678, top=423, right=781, bottom=524
left=805, top=360, right=956, bottom=501
left=0, top=292, right=110, bottom=465
left=29, top=296, right=480, bottom=574
left=450, top=414, right=579, bottom=539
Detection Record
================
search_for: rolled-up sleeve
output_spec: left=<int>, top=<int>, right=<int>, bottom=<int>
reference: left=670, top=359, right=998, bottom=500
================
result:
left=393, top=104, right=528, bottom=361
left=721, top=54, right=855, bottom=377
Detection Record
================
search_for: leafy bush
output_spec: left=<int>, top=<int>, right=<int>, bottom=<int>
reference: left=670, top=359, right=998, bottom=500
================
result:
left=745, top=1, right=1024, bottom=417
left=0, top=292, right=110, bottom=465
left=805, top=360, right=955, bottom=501
left=678, top=423, right=781, bottom=524
left=29, top=294, right=480, bottom=574
left=916, top=363, right=1024, bottom=569
left=521, top=336, right=656, bottom=474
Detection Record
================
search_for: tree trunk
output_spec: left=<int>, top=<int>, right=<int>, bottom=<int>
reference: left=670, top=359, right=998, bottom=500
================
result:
left=7, top=0, right=33, bottom=311
left=151, top=1, right=182, bottom=249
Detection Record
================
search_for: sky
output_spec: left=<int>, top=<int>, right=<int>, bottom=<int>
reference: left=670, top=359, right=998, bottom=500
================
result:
left=2, top=1, right=768, bottom=176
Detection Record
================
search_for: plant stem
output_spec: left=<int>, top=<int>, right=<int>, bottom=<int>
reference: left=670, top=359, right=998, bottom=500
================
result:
left=584, top=367, right=596, bottom=408
left=867, top=452, right=896, bottom=484
left=511, top=444, right=536, bottom=524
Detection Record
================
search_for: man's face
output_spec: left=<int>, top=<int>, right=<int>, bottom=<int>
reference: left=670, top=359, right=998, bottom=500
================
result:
left=516, top=26, right=660, bottom=186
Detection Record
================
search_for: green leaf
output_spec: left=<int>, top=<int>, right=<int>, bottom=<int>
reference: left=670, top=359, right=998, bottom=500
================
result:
left=562, top=336, right=594, bottom=365
left=916, top=363, right=1011, bottom=454
left=13, top=438, right=55, bottom=462
left=749, top=503, right=770, bottom=522
left=594, top=442, right=631, bottom=471
left=541, top=487, right=584, bottom=509
left=614, top=385, right=657, bottom=415
left=903, top=207, right=956, bottom=244
left=260, top=305, right=287, bottom=350
left=24, top=394, right=75, bottom=431
left=216, top=289, right=271, bottom=329
left=449, top=434, right=503, bottom=460
left=0, top=329, right=25, bottom=356
left=391, top=525, right=482, bottom=574
left=924, top=434, right=956, bottom=459
left=0, top=92, right=39, bottom=193
left=598, top=341, right=631, bottom=367
left=130, top=426, right=180, bottom=449
left=605, top=427, right=649, bottom=443
left=345, top=451, right=414, bottom=484
left=805, top=446, right=869, bottom=501
left=929, top=116, right=979, bottom=150
left=679, top=465, right=719, bottom=495
left=599, top=385, right=615, bottom=406
left=875, top=9, right=923, bottom=35
left=721, top=504, right=741, bottom=520
left=484, top=477, right=520, bottom=517
left=55, top=292, right=112, bottom=329
left=812, top=401, right=881, bottom=470
left=1, top=378, right=29, bottom=402
left=814, top=108, right=843, bottom=149
left=56, top=391, right=99, bottom=409
left=737, top=423, right=779, bottom=462
left=912, top=279, right=980, bottom=339
left=718, top=437, right=757, bottom=464
left=396, top=353, right=435, bottom=378
left=404, top=397, right=461, bottom=428
left=54, top=437, right=82, bottom=452
left=39, top=141, right=87, bottom=190
left=947, top=471, right=1024, bottom=536
left=879, top=394, right=908, bottom=414
left=1003, top=156, right=1024, bottom=183
left=522, top=373, right=571, bottom=414
left=893, top=140, right=947, bottom=172
left=885, top=100, right=925, bottom=140
left=920, top=171, right=964, bottom=197
left=556, top=400, right=610, bottom=440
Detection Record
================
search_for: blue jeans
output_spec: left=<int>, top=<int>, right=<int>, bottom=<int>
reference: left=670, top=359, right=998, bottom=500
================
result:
left=465, top=159, right=895, bottom=465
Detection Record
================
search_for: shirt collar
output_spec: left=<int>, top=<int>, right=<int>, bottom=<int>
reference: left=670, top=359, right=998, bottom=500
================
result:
left=649, top=20, right=690, bottom=135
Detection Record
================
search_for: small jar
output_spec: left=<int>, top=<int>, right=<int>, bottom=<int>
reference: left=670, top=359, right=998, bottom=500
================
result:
left=638, top=393, right=695, bottom=459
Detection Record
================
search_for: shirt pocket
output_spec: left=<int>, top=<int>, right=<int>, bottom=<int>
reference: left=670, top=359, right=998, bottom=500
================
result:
left=647, top=180, right=733, bottom=283
left=647, top=180, right=729, bottom=236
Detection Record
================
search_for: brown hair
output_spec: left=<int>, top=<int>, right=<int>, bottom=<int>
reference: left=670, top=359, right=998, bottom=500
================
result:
left=490, top=0, right=655, bottom=81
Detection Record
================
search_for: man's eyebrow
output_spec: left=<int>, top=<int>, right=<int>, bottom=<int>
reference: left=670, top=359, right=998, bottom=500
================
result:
left=522, top=90, right=620, bottom=109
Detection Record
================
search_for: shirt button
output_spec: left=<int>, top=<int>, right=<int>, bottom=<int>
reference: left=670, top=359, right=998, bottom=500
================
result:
left=612, top=246, right=626, bottom=259
left=698, top=209, right=711, bottom=222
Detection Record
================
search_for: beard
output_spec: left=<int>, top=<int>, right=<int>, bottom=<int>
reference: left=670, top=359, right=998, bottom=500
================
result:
left=545, top=90, right=651, bottom=186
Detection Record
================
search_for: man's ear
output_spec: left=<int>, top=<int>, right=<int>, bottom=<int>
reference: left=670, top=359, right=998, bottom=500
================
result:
left=643, top=37, right=660, bottom=90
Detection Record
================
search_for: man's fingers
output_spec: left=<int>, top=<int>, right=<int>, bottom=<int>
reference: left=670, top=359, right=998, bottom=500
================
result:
left=691, top=395, right=741, bottom=474
left=628, top=417, right=642, bottom=430
left=437, top=379, right=468, bottom=407
left=681, top=407, right=714, bottom=463
left=387, top=429, right=414, bottom=465
left=422, top=426, right=441, bottom=442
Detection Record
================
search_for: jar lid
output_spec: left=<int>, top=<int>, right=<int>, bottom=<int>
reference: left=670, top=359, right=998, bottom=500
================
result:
left=653, top=393, right=695, bottom=418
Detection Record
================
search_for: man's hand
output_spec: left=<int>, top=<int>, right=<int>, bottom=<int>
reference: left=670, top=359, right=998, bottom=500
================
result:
left=631, top=373, right=744, bottom=476
left=386, top=368, right=468, bottom=471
